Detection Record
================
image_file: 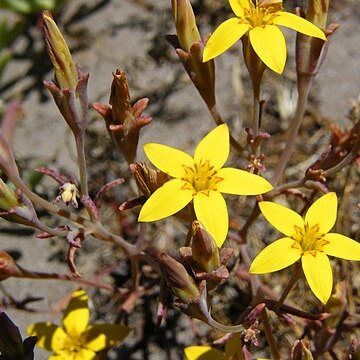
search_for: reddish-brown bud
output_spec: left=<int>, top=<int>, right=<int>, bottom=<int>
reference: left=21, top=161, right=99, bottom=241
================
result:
left=158, top=252, right=200, bottom=304
left=191, top=221, right=220, bottom=273
left=130, top=162, right=169, bottom=197
left=0, top=252, right=23, bottom=280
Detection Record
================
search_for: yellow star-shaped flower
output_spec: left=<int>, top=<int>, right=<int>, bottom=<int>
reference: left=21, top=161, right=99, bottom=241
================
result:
left=27, top=289, right=131, bottom=360
left=138, top=124, right=273, bottom=247
left=250, top=192, right=360, bottom=303
left=203, top=0, right=326, bottom=74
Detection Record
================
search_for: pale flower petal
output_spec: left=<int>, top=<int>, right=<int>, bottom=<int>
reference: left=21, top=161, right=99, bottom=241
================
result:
left=203, top=18, right=251, bottom=62
left=229, top=0, right=250, bottom=18
left=62, top=289, right=90, bottom=337
left=194, top=124, right=229, bottom=170
left=27, top=322, right=66, bottom=352
left=250, top=237, right=301, bottom=273
left=143, top=143, right=194, bottom=178
left=249, top=25, right=286, bottom=74
left=259, top=201, right=304, bottom=237
left=301, top=251, right=332, bottom=303
left=138, top=179, right=193, bottom=221
left=273, top=11, right=326, bottom=40
left=184, top=346, right=227, bottom=360
left=323, top=233, right=360, bottom=260
left=216, top=168, right=272, bottom=195
left=194, top=190, right=228, bottom=247
left=305, top=192, right=337, bottom=234
left=84, top=324, right=131, bottom=351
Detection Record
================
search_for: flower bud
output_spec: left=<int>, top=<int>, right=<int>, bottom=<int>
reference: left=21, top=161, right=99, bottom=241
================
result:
left=94, top=69, right=151, bottom=163
left=158, top=252, right=200, bottom=304
left=130, top=162, right=169, bottom=197
left=191, top=221, right=220, bottom=273
left=42, top=11, right=78, bottom=90
left=0, top=179, right=19, bottom=211
left=241, top=35, right=266, bottom=87
left=0, top=251, right=23, bottom=280
left=57, top=182, right=79, bottom=208
left=290, top=339, right=314, bottom=360
left=307, top=0, right=329, bottom=30
left=171, top=0, right=201, bottom=53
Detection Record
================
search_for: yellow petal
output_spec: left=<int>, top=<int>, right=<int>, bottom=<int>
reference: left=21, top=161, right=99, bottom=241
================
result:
left=73, top=349, right=97, bottom=360
left=203, top=18, right=251, bottom=62
left=224, top=335, right=243, bottom=358
left=323, top=233, right=360, bottom=260
left=143, top=143, right=194, bottom=178
left=229, top=0, right=250, bottom=18
left=273, top=12, right=326, bottom=40
left=301, top=251, right=332, bottom=303
left=259, top=201, right=303, bottom=237
left=193, top=190, right=228, bottom=247
left=62, top=289, right=90, bottom=337
left=216, top=168, right=273, bottom=195
left=194, top=124, right=229, bottom=170
left=27, top=322, right=66, bottom=352
left=305, top=192, right=337, bottom=234
left=250, top=237, right=301, bottom=273
left=84, top=324, right=131, bottom=351
left=184, top=346, right=227, bottom=360
left=138, top=179, right=193, bottom=221
left=249, top=25, right=286, bottom=74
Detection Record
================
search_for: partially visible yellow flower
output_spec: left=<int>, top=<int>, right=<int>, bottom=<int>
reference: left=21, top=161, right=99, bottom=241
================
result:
left=27, top=289, right=131, bottom=360
left=184, top=336, right=242, bottom=360
left=138, top=124, right=273, bottom=247
left=203, top=0, right=326, bottom=74
left=250, top=192, right=360, bottom=303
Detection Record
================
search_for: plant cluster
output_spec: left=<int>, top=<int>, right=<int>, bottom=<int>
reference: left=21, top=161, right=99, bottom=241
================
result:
left=0, top=0, right=360, bottom=359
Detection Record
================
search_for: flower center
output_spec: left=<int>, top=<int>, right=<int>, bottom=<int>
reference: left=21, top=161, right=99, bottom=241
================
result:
left=244, top=1, right=280, bottom=28
left=60, top=334, right=86, bottom=355
left=293, top=223, right=329, bottom=254
left=182, top=160, right=222, bottom=194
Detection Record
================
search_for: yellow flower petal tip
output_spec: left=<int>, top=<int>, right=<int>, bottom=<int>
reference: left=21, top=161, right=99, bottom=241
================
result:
left=27, top=289, right=131, bottom=358
left=139, top=124, right=271, bottom=246
left=252, top=192, right=360, bottom=303
left=203, top=0, right=326, bottom=73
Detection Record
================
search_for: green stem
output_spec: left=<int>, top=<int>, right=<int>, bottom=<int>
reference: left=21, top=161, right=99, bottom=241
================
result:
left=271, top=75, right=312, bottom=187
left=75, top=133, right=89, bottom=198
left=261, top=309, right=281, bottom=360
left=10, top=174, right=139, bottom=257
left=252, top=78, right=260, bottom=136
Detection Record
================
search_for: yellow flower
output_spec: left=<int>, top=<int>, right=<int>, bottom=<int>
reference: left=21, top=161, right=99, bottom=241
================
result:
left=27, top=289, right=131, bottom=360
left=250, top=192, right=360, bottom=303
left=203, top=0, right=326, bottom=74
left=184, top=336, right=242, bottom=360
left=138, top=124, right=272, bottom=247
